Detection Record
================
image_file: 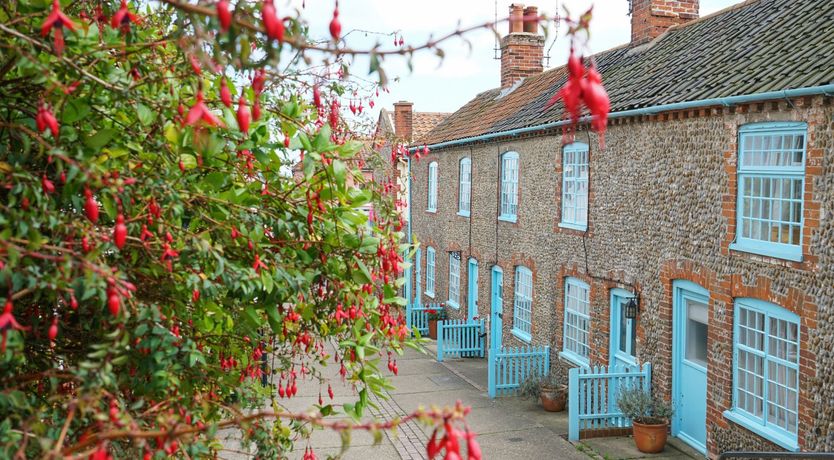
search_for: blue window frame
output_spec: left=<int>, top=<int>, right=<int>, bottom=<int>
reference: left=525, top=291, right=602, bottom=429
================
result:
left=560, top=142, right=589, bottom=230
left=730, top=123, right=806, bottom=261
left=458, top=157, right=471, bottom=216
left=511, top=266, right=532, bottom=341
left=561, top=277, right=590, bottom=366
left=447, top=253, right=461, bottom=308
left=425, top=247, right=436, bottom=297
left=724, top=298, right=800, bottom=451
left=499, top=151, right=519, bottom=222
left=427, top=162, right=438, bottom=212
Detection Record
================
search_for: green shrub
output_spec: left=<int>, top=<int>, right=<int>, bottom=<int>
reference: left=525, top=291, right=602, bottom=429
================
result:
left=616, top=386, right=673, bottom=425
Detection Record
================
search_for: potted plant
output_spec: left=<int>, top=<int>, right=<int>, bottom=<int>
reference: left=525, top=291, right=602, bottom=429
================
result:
left=426, top=305, right=447, bottom=340
left=616, top=386, right=674, bottom=453
left=518, top=371, right=568, bottom=412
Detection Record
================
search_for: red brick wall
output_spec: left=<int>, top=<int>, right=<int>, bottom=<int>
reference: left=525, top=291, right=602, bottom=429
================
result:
left=500, top=33, right=544, bottom=88
left=631, top=0, right=698, bottom=44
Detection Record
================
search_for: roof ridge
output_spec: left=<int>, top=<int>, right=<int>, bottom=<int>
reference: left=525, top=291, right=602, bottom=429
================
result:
left=666, top=0, right=768, bottom=32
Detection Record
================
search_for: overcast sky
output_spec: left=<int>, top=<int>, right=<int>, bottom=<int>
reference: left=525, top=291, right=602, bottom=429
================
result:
left=289, top=0, right=743, bottom=117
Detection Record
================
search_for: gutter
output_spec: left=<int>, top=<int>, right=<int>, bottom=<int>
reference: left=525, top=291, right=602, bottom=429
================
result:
left=408, top=84, right=834, bottom=152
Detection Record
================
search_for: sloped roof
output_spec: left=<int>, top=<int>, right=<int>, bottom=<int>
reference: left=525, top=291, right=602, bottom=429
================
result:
left=412, top=112, right=451, bottom=143
left=424, top=0, right=834, bottom=145
left=376, top=108, right=450, bottom=144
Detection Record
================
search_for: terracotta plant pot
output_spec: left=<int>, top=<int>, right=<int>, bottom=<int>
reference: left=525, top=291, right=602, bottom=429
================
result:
left=428, top=319, right=438, bottom=339
left=631, top=420, right=668, bottom=454
left=540, top=385, right=567, bottom=412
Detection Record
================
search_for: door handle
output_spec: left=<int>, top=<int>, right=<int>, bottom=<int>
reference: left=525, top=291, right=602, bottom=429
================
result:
left=497, top=313, right=503, bottom=319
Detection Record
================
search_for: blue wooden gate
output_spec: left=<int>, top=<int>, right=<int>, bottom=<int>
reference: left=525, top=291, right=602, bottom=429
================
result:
left=436, top=319, right=485, bottom=361
left=406, top=303, right=432, bottom=337
left=488, top=345, right=550, bottom=398
left=568, top=363, right=652, bottom=441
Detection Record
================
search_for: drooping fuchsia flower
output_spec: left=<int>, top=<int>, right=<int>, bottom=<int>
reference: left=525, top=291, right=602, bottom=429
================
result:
left=40, top=0, right=77, bottom=57
left=580, top=64, right=610, bottom=147
left=261, top=0, right=285, bottom=43
left=216, top=0, right=232, bottom=32
left=329, top=4, right=341, bottom=42
left=111, top=0, right=142, bottom=34
left=184, top=91, right=225, bottom=128
left=0, top=299, right=29, bottom=353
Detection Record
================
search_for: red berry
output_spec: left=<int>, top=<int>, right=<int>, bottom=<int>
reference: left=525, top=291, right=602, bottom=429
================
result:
left=41, top=175, right=55, bottom=194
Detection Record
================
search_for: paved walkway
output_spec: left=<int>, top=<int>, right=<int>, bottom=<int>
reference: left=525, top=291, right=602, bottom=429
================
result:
left=220, top=342, right=702, bottom=460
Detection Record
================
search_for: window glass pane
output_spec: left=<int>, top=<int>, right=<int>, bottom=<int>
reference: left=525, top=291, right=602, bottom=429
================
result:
left=564, top=279, right=590, bottom=360
left=685, top=299, right=708, bottom=367
left=737, top=128, right=805, bottom=252
left=513, top=267, right=532, bottom=335
left=734, top=300, right=800, bottom=437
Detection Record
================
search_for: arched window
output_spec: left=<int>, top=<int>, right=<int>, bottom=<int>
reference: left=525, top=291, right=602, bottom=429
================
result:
left=499, top=152, right=519, bottom=221
left=447, top=253, right=460, bottom=307
left=427, top=162, right=438, bottom=212
left=560, top=142, right=589, bottom=230
left=425, top=247, right=436, bottom=297
left=726, top=298, right=800, bottom=449
left=511, top=266, right=532, bottom=341
left=458, top=157, right=471, bottom=216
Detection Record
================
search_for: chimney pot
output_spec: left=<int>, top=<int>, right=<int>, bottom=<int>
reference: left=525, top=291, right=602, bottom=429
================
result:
left=509, top=4, right=524, bottom=34
left=523, top=6, right=538, bottom=34
left=501, top=4, right=544, bottom=88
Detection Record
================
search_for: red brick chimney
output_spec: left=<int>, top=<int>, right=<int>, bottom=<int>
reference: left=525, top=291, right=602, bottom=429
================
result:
left=500, top=3, right=544, bottom=88
left=630, top=0, right=699, bottom=44
left=393, top=101, right=413, bottom=143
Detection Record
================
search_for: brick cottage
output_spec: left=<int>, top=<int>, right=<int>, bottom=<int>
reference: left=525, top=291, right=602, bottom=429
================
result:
left=404, top=0, right=834, bottom=457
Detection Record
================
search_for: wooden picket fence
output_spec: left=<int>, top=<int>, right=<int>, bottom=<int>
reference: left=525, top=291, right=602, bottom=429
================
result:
left=406, top=303, right=433, bottom=337
left=568, top=363, right=652, bottom=441
left=436, top=319, right=485, bottom=362
left=487, top=345, right=550, bottom=398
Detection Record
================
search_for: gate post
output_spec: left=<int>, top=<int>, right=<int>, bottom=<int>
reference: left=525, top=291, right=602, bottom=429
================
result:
left=488, top=347, right=496, bottom=398
left=569, top=367, right=579, bottom=441
left=406, top=302, right=413, bottom=333
left=436, top=321, right=444, bottom=362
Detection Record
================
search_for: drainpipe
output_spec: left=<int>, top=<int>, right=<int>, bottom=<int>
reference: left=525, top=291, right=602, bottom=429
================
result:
left=408, top=84, right=834, bottom=153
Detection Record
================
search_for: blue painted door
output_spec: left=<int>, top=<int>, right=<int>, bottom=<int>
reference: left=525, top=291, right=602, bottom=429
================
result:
left=490, top=266, right=503, bottom=354
left=467, top=258, right=479, bottom=321
left=609, top=289, right=637, bottom=369
left=672, top=281, right=709, bottom=454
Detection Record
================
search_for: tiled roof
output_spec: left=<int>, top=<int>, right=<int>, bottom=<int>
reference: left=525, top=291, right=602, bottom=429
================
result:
left=412, top=112, right=451, bottom=143
left=375, top=108, right=450, bottom=144
left=424, top=0, right=834, bottom=146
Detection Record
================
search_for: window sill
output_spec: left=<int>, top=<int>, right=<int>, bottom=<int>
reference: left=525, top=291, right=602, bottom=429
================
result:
left=558, top=221, right=587, bottom=232
left=559, top=350, right=589, bottom=368
left=511, top=328, right=532, bottom=343
left=729, top=241, right=802, bottom=262
left=446, top=299, right=459, bottom=309
left=426, top=209, right=437, bottom=214
left=457, top=210, right=470, bottom=218
left=723, top=410, right=799, bottom=452
left=498, top=215, right=517, bottom=223
left=425, top=291, right=435, bottom=299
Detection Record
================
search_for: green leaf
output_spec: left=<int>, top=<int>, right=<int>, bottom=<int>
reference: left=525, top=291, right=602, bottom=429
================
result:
left=352, top=259, right=372, bottom=284
left=84, top=128, right=118, bottom=150
left=62, top=100, right=90, bottom=123
left=332, top=159, right=346, bottom=190
left=136, top=103, right=154, bottom=126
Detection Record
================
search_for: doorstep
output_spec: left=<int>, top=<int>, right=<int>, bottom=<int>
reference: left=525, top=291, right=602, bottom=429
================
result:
left=572, top=435, right=704, bottom=460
